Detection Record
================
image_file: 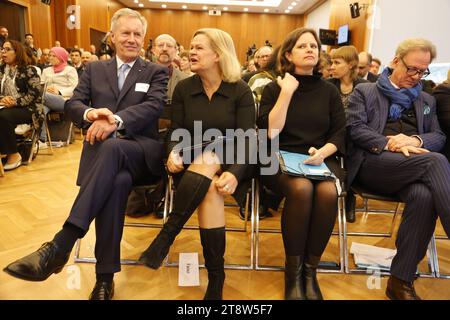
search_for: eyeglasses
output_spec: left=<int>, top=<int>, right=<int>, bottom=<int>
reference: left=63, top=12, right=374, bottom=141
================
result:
left=1, top=47, right=14, bottom=53
left=258, top=54, right=271, bottom=59
left=400, top=57, right=430, bottom=78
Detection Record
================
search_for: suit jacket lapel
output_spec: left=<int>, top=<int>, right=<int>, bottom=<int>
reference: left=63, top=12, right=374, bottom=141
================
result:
left=414, top=95, right=424, bottom=134
left=116, top=58, right=145, bottom=107
left=106, top=58, right=119, bottom=99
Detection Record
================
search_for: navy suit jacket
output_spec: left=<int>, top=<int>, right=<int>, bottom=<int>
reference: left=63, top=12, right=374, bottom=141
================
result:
left=346, top=82, right=446, bottom=186
left=65, top=57, right=169, bottom=185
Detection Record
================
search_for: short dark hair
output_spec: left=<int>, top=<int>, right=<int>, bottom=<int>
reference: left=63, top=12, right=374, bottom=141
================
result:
left=279, top=28, right=322, bottom=75
left=25, top=33, right=33, bottom=38
left=372, top=57, right=381, bottom=66
left=70, top=48, right=82, bottom=56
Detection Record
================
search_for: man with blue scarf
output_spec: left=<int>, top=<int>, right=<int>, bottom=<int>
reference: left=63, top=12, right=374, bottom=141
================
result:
left=346, top=38, right=450, bottom=300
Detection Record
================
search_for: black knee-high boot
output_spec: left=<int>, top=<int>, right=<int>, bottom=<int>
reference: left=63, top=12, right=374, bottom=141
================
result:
left=284, top=255, right=306, bottom=300
left=303, top=254, right=323, bottom=300
left=139, top=171, right=212, bottom=269
left=200, top=227, right=225, bottom=300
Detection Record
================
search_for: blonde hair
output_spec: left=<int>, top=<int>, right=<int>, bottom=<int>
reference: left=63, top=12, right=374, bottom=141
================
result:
left=395, top=38, right=437, bottom=62
left=193, top=28, right=242, bottom=83
left=111, top=8, right=147, bottom=36
left=331, top=45, right=359, bottom=80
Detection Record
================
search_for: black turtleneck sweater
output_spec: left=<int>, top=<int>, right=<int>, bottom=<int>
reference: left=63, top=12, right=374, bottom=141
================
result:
left=258, top=73, right=346, bottom=157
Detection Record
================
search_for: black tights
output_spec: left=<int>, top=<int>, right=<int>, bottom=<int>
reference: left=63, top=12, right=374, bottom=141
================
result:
left=264, top=173, right=338, bottom=257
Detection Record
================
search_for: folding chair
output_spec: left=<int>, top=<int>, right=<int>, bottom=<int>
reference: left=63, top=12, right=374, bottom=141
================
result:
left=161, top=175, right=256, bottom=270
left=430, top=226, right=450, bottom=279
left=343, top=184, right=438, bottom=277
left=73, top=179, right=171, bottom=266
left=253, top=179, right=346, bottom=274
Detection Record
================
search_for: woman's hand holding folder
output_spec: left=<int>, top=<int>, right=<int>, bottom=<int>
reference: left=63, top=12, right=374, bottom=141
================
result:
left=303, top=147, right=325, bottom=166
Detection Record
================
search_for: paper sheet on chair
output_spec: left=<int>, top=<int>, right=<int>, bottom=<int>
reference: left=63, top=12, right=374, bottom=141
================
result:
left=350, top=242, right=396, bottom=271
left=178, top=252, right=200, bottom=287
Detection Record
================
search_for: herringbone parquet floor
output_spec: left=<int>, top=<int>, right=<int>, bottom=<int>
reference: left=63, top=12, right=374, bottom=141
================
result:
left=0, top=138, right=449, bottom=300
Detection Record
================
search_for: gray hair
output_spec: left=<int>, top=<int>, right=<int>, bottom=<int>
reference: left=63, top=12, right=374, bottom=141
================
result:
left=110, top=8, right=147, bottom=36
left=395, top=38, right=437, bottom=62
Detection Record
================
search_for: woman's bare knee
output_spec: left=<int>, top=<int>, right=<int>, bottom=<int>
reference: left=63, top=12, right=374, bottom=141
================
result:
left=188, top=152, right=221, bottom=178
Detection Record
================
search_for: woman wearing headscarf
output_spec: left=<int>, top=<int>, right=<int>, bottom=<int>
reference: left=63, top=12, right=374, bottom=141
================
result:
left=40, top=47, right=78, bottom=141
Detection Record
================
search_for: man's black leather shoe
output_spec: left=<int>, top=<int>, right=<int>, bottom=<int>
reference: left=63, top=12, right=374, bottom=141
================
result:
left=89, top=281, right=115, bottom=300
left=3, top=241, right=70, bottom=282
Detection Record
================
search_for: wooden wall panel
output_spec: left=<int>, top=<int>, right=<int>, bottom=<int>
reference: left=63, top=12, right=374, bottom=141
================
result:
left=77, top=0, right=125, bottom=50
left=139, top=9, right=304, bottom=63
left=11, top=0, right=304, bottom=63
left=328, top=0, right=372, bottom=52
left=5, top=0, right=53, bottom=49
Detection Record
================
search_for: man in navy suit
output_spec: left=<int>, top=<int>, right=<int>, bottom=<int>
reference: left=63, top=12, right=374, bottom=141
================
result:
left=347, top=38, right=450, bottom=300
left=4, top=9, right=168, bottom=300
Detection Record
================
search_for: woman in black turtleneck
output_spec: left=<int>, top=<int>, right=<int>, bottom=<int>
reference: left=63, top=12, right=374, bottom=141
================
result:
left=258, top=28, right=346, bottom=300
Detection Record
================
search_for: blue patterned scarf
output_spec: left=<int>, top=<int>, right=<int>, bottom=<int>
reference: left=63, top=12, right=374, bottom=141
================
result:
left=376, top=67, right=422, bottom=120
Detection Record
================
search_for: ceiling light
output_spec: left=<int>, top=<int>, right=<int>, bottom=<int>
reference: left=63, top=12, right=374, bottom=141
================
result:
left=243, top=8, right=248, bottom=12
left=202, top=6, right=208, bottom=10
left=288, top=6, right=293, bottom=10
left=161, top=4, right=167, bottom=8
left=182, top=5, right=187, bottom=9
left=264, top=8, right=269, bottom=12
left=285, top=9, right=290, bottom=13
left=223, top=7, right=228, bottom=11
left=291, top=2, right=297, bottom=6
left=138, top=3, right=144, bottom=7
left=133, top=0, right=138, bottom=3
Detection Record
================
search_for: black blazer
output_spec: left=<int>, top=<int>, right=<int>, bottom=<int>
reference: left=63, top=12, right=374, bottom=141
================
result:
left=65, top=57, right=169, bottom=184
left=367, top=72, right=379, bottom=83
left=327, top=77, right=369, bottom=93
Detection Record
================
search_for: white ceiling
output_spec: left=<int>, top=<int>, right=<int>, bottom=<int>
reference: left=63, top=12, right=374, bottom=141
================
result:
left=117, top=0, right=324, bottom=14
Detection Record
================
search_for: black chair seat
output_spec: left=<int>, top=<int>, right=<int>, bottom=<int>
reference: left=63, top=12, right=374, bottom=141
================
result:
left=351, top=184, right=400, bottom=203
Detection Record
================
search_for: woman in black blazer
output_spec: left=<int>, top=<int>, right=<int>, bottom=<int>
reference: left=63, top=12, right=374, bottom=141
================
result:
left=140, top=28, right=255, bottom=300
left=0, top=40, right=41, bottom=170
left=258, top=28, right=346, bottom=300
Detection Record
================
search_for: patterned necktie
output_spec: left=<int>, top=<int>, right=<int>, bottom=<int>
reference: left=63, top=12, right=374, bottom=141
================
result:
left=118, top=63, right=130, bottom=91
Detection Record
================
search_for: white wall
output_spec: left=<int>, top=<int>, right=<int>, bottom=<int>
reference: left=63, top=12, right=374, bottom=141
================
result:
left=369, top=0, right=450, bottom=65
left=305, top=0, right=331, bottom=32
left=305, top=0, right=331, bottom=50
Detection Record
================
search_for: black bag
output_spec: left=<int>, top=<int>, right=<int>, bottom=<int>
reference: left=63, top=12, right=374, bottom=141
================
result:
left=125, top=180, right=166, bottom=218
left=47, top=112, right=74, bottom=144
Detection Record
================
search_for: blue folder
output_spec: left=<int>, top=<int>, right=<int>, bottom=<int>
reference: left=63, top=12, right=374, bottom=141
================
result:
left=277, top=150, right=336, bottom=180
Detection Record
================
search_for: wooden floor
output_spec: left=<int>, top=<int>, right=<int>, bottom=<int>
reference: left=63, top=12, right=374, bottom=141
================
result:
left=0, top=138, right=449, bottom=300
